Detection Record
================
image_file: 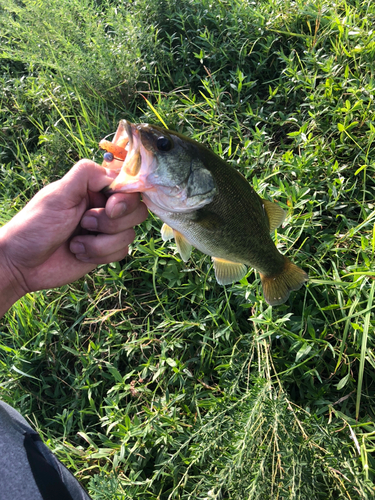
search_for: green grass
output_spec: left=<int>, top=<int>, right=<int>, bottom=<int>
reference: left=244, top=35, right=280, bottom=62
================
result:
left=1, top=0, right=375, bottom=498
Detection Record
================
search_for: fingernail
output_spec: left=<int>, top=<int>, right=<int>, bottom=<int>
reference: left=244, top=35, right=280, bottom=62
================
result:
left=70, top=241, right=85, bottom=254
left=76, top=254, right=90, bottom=262
left=110, top=202, right=127, bottom=219
left=81, top=216, right=98, bottom=230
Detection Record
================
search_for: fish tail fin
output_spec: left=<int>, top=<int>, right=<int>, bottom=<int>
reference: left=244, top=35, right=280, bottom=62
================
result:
left=259, top=258, right=308, bottom=306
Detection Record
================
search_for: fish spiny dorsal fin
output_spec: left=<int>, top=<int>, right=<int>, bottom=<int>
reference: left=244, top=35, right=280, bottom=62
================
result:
left=212, top=257, right=247, bottom=285
left=262, top=199, right=286, bottom=232
left=174, top=230, right=192, bottom=262
left=161, top=223, right=174, bottom=241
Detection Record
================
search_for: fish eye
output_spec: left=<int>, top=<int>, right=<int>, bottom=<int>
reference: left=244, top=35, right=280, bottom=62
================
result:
left=156, top=136, right=172, bottom=152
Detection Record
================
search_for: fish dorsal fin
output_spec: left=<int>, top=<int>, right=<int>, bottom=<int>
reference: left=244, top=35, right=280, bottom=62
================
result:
left=262, top=199, right=286, bottom=232
left=174, top=230, right=192, bottom=262
left=161, top=223, right=174, bottom=241
left=212, top=257, right=247, bottom=285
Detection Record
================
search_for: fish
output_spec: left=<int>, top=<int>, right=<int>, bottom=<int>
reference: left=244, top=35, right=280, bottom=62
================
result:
left=100, top=120, right=308, bottom=305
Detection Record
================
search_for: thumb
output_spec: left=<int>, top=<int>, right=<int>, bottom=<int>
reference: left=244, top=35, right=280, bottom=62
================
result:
left=58, top=160, right=118, bottom=205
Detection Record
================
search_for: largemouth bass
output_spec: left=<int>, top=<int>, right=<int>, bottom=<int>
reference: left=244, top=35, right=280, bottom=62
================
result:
left=100, top=120, right=308, bottom=305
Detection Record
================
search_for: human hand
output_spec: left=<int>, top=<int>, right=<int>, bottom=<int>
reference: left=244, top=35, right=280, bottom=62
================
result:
left=0, top=160, right=148, bottom=313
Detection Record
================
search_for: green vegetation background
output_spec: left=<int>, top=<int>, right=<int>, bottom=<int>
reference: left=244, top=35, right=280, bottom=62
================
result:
left=1, top=0, right=375, bottom=498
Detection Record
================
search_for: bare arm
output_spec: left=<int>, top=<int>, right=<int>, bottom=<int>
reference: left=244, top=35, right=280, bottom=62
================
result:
left=0, top=160, right=148, bottom=317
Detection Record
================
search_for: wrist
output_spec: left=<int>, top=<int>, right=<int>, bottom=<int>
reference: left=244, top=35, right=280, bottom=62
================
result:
left=0, top=227, right=26, bottom=317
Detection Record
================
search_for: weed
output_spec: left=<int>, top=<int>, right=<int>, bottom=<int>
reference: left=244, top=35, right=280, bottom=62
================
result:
left=1, top=0, right=375, bottom=498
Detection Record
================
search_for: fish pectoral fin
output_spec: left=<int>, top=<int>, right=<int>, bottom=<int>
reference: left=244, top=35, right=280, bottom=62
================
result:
left=161, top=223, right=174, bottom=241
left=174, top=230, right=192, bottom=262
left=262, top=199, right=286, bottom=232
left=212, top=257, right=247, bottom=285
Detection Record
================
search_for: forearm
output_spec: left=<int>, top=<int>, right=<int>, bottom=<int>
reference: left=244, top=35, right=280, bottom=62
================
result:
left=0, top=227, right=24, bottom=318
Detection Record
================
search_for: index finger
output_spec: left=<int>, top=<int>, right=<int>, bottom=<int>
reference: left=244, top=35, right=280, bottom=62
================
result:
left=105, top=192, right=143, bottom=219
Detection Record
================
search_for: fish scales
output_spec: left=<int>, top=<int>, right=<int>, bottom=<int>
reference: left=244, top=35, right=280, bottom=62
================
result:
left=100, top=120, right=308, bottom=305
left=164, top=147, right=285, bottom=275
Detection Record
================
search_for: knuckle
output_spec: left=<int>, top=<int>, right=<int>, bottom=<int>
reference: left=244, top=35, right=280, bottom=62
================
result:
left=97, top=216, right=118, bottom=234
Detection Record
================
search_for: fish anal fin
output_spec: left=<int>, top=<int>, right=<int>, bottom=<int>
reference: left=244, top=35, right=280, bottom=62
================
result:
left=174, top=230, right=192, bottom=262
left=259, top=258, right=308, bottom=306
left=212, top=257, right=247, bottom=285
left=161, top=223, right=174, bottom=241
left=262, top=199, right=286, bottom=232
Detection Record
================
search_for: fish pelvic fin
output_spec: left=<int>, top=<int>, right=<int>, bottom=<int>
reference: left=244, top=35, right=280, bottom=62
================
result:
left=259, top=258, right=308, bottom=306
left=161, top=223, right=174, bottom=241
left=161, top=224, right=192, bottom=261
left=174, top=230, right=193, bottom=262
left=212, top=257, right=248, bottom=285
left=262, top=199, right=286, bottom=232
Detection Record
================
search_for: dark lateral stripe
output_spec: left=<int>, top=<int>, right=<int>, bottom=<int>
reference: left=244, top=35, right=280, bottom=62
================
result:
left=23, top=432, right=75, bottom=500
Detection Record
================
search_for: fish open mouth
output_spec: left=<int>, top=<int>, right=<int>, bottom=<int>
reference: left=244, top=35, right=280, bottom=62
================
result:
left=121, top=121, right=142, bottom=177
left=100, top=120, right=136, bottom=171
left=100, top=120, right=155, bottom=195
